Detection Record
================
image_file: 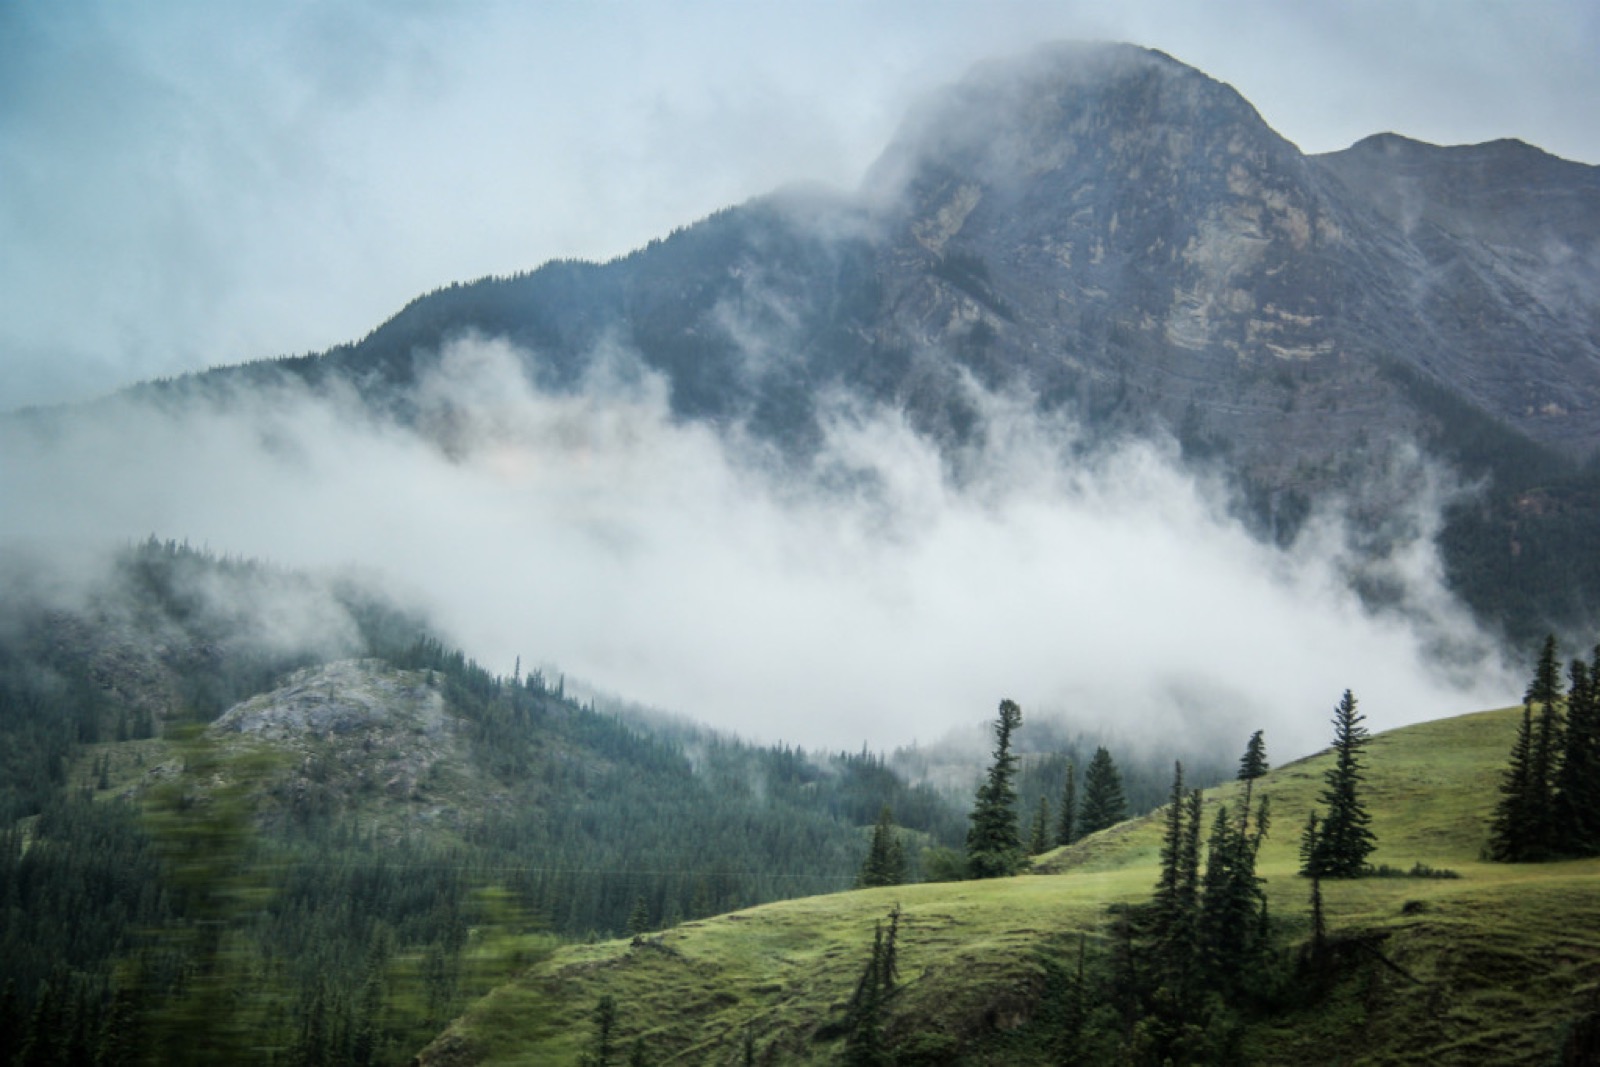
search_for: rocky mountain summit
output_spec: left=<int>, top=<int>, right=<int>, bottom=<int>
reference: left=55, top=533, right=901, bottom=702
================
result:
left=138, top=42, right=1600, bottom=640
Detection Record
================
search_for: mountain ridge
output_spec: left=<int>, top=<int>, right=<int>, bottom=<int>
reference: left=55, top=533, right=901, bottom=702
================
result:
left=16, top=40, right=1600, bottom=642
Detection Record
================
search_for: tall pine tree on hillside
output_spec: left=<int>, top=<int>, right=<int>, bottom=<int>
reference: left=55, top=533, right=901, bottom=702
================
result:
left=1149, top=765, right=1203, bottom=1004
left=1301, top=690, right=1375, bottom=878
left=965, top=699, right=1025, bottom=879
left=1152, top=763, right=1190, bottom=948
left=1491, top=635, right=1600, bottom=861
left=1029, top=796, right=1052, bottom=856
left=1527, top=635, right=1566, bottom=857
left=1077, top=747, right=1128, bottom=838
left=843, top=905, right=901, bottom=1067
left=1056, top=761, right=1078, bottom=847
left=1237, top=729, right=1268, bottom=815
left=1489, top=703, right=1539, bottom=862
left=1555, top=649, right=1600, bottom=855
left=1197, top=791, right=1271, bottom=994
left=1490, top=635, right=1564, bottom=862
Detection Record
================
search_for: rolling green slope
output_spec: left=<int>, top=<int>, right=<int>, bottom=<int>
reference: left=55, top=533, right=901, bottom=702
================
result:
left=419, top=705, right=1600, bottom=1065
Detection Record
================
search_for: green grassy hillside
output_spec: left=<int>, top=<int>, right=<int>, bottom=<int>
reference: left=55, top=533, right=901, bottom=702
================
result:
left=418, top=705, right=1600, bottom=1065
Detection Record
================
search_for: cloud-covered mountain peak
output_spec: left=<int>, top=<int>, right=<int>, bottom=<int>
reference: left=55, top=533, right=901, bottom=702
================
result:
left=863, top=41, right=1295, bottom=212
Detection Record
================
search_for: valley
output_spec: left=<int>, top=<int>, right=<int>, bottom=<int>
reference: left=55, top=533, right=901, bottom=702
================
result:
left=3, top=31, right=1599, bottom=1067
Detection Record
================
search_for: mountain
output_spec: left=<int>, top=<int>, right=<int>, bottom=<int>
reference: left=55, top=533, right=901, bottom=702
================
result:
left=143, top=42, right=1600, bottom=644
left=0, top=539, right=1232, bottom=1062
left=417, top=704, right=1600, bottom=1066
left=0, top=541, right=974, bottom=1061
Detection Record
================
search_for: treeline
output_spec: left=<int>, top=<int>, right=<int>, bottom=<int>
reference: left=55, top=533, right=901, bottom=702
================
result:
left=0, top=540, right=976, bottom=1064
left=837, top=693, right=1406, bottom=1064
left=1488, top=634, right=1600, bottom=861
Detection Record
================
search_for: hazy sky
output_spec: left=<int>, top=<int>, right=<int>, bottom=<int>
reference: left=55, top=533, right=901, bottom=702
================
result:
left=2, top=0, right=1597, bottom=409
left=0, top=1, right=1578, bottom=757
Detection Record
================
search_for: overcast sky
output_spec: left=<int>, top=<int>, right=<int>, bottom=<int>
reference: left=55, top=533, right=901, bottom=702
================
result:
left=2, top=0, right=1597, bottom=410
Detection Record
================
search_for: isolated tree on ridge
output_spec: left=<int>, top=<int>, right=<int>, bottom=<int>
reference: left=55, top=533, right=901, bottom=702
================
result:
left=1301, top=690, right=1375, bottom=878
left=965, top=699, right=1025, bottom=879
left=1237, top=729, right=1268, bottom=815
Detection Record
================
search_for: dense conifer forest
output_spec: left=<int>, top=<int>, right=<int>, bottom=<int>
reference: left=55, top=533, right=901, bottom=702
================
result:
left=0, top=540, right=1207, bottom=1064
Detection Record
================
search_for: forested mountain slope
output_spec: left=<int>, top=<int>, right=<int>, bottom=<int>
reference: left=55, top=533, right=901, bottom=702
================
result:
left=0, top=541, right=967, bottom=1061
left=128, top=41, right=1600, bottom=644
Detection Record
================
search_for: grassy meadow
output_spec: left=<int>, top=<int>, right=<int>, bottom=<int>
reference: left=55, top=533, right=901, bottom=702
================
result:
left=417, top=704, right=1600, bottom=1065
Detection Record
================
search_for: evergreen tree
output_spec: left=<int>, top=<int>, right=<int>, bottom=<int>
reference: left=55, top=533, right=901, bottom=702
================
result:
left=1489, top=705, right=1538, bottom=861
left=1056, top=761, right=1078, bottom=847
left=1178, top=789, right=1203, bottom=940
left=857, top=806, right=906, bottom=888
left=1237, top=729, right=1268, bottom=816
left=1490, top=635, right=1571, bottom=862
left=843, top=905, right=901, bottom=1067
left=965, top=699, right=1025, bottom=879
left=1152, top=762, right=1188, bottom=937
left=1529, top=642, right=1566, bottom=858
left=1197, top=792, right=1270, bottom=992
left=627, top=895, right=652, bottom=937
left=580, top=995, right=619, bottom=1067
left=1150, top=766, right=1202, bottom=995
left=1302, top=690, right=1375, bottom=877
left=1307, top=821, right=1327, bottom=959
left=1077, top=746, right=1128, bottom=838
left=1555, top=649, right=1600, bottom=855
left=1029, top=796, right=1052, bottom=855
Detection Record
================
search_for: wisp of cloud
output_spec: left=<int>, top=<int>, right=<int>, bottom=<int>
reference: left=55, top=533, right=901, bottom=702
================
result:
left=0, top=335, right=1516, bottom=758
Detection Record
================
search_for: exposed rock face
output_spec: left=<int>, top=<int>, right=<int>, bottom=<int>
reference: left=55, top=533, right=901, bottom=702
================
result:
left=213, top=658, right=451, bottom=742
left=144, top=41, right=1600, bottom=637
left=309, top=43, right=1597, bottom=481
left=859, top=43, right=1600, bottom=477
left=211, top=658, right=475, bottom=821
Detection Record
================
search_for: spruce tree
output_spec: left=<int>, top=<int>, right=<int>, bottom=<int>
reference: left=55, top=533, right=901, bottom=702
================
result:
left=1298, top=809, right=1320, bottom=881
left=1151, top=765, right=1202, bottom=993
left=1307, top=836, right=1327, bottom=958
left=627, top=895, right=652, bottom=937
left=1077, top=746, right=1128, bottom=838
left=581, top=995, right=619, bottom=1067
left=1197, top=792, right=1270, bottom=991
left=1555, top=649, right=1600, bottom=855
left=1528, top=640, right=1565, bottom=858
left=857, top=806, right=906, bottom=888
left=1304, top=690, right=1375, bottom=877
left=843, top=905, right=901, bottom=1067
left=1237, top=729, right=1268, bottom=816
left=1177, top=788, right=1203, bottom=974
left=1029, top=796, right=1052, bottom=855
left=1153, top=762, right=1187, bottom=928
left=1490, top=635, right=1571, bottom=862
left=1489, top=704, right=1537, bottom=861
left=1056, top=761, right=1078, bottom=847
left=965, top=699, right=1025, bottom=879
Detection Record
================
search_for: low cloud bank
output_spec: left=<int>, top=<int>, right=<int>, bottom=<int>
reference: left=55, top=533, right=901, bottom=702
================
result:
left=0, top=337, right=1517, bottom=757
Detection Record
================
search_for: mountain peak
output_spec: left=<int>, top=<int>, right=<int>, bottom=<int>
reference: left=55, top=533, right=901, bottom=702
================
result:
left=862, top=40, right=1283, bottom=207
